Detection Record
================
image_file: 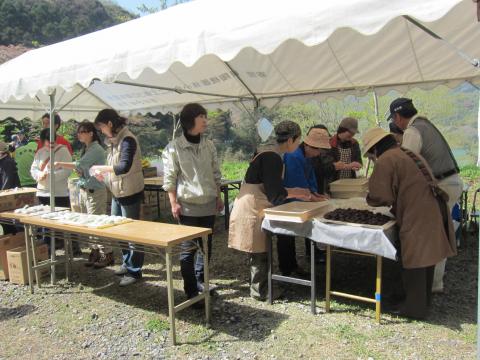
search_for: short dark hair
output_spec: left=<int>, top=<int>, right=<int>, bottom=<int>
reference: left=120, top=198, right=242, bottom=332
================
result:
left=179, top=103, right=207, bottom=132
left=40, top=128, right=57, bottom=143
left=77, top=121, right=103, bottom=155
left=94, top=109, right=127, bottom=135
left=42, top=113, right=62, bottom=127
left=308, top=124, right=330, bottom=137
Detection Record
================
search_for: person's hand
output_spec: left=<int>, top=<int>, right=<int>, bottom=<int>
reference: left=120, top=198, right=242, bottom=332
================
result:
left=53, top=162, right=61, bottom=169
left=288, top=187, right=311, bottom=201
left=334, top=161, right=346, bottom=171
left=171, top=202, right=182, bottom=220
left=311, top=192, right=329, bottom=202
left=38, top=171, right=47, bottom=181
left=350, top=161, right=362, bottom=171
left=90, top=166, right=105, bottom=181
left=216, top=197, right=224, bottom=212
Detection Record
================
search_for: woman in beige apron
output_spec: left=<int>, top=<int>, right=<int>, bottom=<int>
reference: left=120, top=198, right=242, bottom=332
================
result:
left=228, top=121, right=311, bottom=300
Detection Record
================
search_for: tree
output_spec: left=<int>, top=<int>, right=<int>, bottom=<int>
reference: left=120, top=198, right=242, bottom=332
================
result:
left=137, top=0, right=191, bottom=15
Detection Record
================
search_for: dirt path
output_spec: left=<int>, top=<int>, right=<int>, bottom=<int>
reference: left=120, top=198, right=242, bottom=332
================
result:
left=0, top=224, right=476, bottom=359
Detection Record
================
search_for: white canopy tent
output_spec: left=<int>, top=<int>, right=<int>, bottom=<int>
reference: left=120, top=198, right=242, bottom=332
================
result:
left=0, top=0, right=478, bottom=119
left=0, top=0, right=479, bottom=351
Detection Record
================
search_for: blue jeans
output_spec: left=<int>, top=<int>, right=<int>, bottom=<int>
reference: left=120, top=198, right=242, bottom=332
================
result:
left=178, top=215, right=215, bottom=297
left=111, top=197, right=143, bottom=278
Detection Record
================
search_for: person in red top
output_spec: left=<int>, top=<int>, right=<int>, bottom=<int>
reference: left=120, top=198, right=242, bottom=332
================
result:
left=36, top=113, right=73, bottom=155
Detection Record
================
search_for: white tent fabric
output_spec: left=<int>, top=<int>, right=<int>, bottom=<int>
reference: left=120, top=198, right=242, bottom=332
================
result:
left=0, top=85, right=112, bottom=121
left=0, top=0, right=478, bottom=118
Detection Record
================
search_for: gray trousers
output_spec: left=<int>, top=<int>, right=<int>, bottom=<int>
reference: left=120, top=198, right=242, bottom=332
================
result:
left=249, top=252, right=268, bottom=299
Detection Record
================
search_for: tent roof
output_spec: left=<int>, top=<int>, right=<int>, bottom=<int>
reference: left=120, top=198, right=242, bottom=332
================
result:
left=0, top=0, right=478, bottom=118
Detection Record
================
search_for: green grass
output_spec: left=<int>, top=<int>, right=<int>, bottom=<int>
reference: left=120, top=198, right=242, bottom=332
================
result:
left=221, top=161, right=248, bottom=181
left=460, top=164, right=480, bottom=209
left=145, top=318, right=170, bottom=333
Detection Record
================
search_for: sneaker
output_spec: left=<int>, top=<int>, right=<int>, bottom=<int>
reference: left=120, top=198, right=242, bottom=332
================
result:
left=85, top=249, right=100, bottom=267
left=93, top=252, right=114, bottom=268
left=119, top=274, right=139, bottom=287
left=114, top=264, right=128, bottom=276
left=251, top=286, right=284, bottom=301
left=197, top=282, right=218, bottom=296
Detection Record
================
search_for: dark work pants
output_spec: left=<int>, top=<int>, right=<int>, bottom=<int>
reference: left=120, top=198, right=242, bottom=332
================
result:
left=401, top=265, right=435, bottom=319
left=276, top=234, right=298, bottom=276
left=178, top=215, right=215, bottom=297
left=38, top=196, right=71, bottom=253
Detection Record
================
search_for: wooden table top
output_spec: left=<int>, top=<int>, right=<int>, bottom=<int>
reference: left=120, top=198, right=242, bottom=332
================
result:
left=0, top=211, right=211, bottom=248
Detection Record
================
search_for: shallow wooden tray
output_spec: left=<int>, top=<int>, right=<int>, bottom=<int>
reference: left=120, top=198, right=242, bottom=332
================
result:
left=264, top=201, right=329, bottom=223
left=314, top=204, right=396, bottom=230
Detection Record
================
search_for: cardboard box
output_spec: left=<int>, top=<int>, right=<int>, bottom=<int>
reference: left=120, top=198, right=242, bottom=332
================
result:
left=142, top=167, right=158, bottom=178
left=0, top=232, right=26, bottom=280
left=7, top=244, right=49, bottom=285
left=0, top=188, right=37, bottom=212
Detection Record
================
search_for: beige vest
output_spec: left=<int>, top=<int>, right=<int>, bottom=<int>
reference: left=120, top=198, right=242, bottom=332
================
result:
left=106, top=127, right=144, bottom=198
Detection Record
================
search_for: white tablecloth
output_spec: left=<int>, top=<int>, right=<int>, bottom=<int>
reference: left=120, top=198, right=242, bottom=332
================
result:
left=262, top=217, right=398, bottom=260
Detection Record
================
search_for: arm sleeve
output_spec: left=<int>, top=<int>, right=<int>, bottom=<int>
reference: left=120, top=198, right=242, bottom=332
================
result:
left=53, top=148, right=72, bottom=182
left=401, top=127, right=422, bottom=154
left=366, top=157, right=395, bottom=208
left=113, top=137, right=136, bottom=176
left=307, top=164, right=318, bottom=193
left=30, top=155, right=41, bottom=181
left=210, top=141, right=222, bottom=188
left=260, top=152, right=288, bottom=205
left=76, top=146, right=104, bottom=171
left=353, top=141, right=363, bottom=164
left=162, top=142, right=179, bottom=192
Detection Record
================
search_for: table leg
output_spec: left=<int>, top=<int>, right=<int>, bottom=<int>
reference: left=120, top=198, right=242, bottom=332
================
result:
left=375, top=255, right=382, bottom=323
left=156, top=190, right=160, bottom=218
left=30, top=229, right=40, bottom=288
left=310, top=239, right=316, bottom=315
left=51, top=230, right=56, bottom=285
left=165, top=249, right=176, bottom=345
left=24, top=225, right=34, bottom=294
left=202, top=235, right=211, bottom=327
left=65, top=233, right=71, bottom=283
left=223, top=187, right=229, bottom=230
left=325, top=245, right=331, bottom=313
left=267, top=234, right=273, bottom=305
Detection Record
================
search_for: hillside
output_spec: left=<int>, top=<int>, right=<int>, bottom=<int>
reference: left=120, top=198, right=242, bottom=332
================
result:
left=0, top=0, right=135, bottom=48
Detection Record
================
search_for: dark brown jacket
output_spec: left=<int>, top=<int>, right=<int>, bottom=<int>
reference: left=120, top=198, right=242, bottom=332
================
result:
left=367, top=147, right=456, bottom=269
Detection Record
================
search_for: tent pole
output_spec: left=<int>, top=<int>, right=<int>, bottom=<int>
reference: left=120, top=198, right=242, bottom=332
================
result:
left=223, top=61, right=259, bottom=106
left=403, top=15, right=480, bottom=69
left=48, top=92, right=56, bottom=212
left=372, top=90, right=380, bottom=126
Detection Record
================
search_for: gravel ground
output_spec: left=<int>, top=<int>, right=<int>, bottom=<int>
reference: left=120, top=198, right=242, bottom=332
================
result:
left=0, top=220, right=477, bottom=360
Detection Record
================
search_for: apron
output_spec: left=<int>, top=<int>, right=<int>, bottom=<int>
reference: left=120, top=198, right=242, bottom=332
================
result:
left=228, top=150, right=281, bottom=253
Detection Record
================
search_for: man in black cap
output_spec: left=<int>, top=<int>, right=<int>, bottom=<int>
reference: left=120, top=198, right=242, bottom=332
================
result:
left=387, top=97, right=462, bottom=293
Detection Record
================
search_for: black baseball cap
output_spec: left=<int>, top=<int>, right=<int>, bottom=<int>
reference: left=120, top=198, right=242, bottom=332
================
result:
left=387, top=98, right=413, bottom=120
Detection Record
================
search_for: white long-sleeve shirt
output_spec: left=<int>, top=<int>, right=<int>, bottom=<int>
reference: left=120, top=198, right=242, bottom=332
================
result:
left=31, top=145, right=72, bottom=197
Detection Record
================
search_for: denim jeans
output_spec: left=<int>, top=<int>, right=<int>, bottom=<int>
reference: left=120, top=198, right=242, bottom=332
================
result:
left=178, top=215, right=215, bottom=297
left=111, top=197, right=143, bottom=278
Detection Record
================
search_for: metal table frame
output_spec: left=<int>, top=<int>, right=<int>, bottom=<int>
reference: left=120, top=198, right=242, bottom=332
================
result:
left=1, top=215, right=211, bottom=346
left=144, top=179, right=242, bottom=229
left=265, top=229, right=390, bottom=323
left=267, top=235, right=317, bottom=314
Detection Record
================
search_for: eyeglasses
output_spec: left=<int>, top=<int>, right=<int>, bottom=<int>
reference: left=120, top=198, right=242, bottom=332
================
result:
left=77, top=130, right=91, bottom=134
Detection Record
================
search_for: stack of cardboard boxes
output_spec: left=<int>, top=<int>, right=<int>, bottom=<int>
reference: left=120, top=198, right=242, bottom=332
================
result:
left=0, top=232, right=49, bottom=285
